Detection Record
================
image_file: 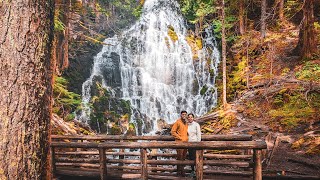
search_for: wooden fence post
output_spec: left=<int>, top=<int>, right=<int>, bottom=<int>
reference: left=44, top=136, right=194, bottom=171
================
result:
left=141, top=148, right=148, bottom=180
left=99, top=148, right=107, bottom=180
left=253, top=149, right=262, bottom=180
left=50, top=146, right=56, bottom=178
left=77, top=139, right=83, bottom=152
left=195, top=149, right=204, bottom=180
left=119, top=139, right=124, bottom=167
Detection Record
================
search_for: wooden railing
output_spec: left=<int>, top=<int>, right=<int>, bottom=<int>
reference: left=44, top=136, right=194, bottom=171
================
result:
left=51, top=134, right=253, bottom=141
left=50, top=135, right=267, bottom=180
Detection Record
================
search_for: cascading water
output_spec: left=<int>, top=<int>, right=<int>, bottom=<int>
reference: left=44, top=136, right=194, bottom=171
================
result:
left=80, top=0, right=220, bottom=134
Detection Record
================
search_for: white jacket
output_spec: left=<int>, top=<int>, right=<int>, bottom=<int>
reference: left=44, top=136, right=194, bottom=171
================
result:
left=188, top=121, right=201, bottom=142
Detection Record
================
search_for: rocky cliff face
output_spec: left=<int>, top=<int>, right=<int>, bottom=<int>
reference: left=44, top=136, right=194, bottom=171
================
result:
left=53, top=0, right=142, bottom=133
left=59, top=0, right=141, bottom=94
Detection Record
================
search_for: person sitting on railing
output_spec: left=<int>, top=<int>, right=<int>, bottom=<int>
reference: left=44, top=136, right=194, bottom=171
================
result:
left=187, top=113, right=201, bottom=177
left=171, top=110, right=188, bottom=176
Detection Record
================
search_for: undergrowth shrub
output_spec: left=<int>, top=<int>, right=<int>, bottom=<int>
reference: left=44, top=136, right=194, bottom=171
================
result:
left=269, top=91, right=318, bottom=129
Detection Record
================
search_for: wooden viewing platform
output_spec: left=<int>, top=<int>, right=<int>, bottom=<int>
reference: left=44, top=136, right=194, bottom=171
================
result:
left=51, top=134, right=267, bottom=180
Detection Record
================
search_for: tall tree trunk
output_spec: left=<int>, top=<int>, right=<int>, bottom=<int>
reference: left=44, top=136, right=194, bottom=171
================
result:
left=0, top=1, right=54, bottom=179
left=295, top=0, right=317, bottom=58
left=54, top=0, right=70, bottom=75
left=221, top=0, right=227, bottom=109
left=300, top=0, right=317, bottom=58
left=261, top=0, right=267, bottom=38
left=239, top=0, right=246, bottom=35
left=279, top=0, right=284, bottom=23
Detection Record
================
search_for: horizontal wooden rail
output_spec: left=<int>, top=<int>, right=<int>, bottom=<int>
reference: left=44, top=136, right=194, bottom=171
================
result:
left=51, top=134, right=252, bottom=141
left=55, top=166, right=253, bottom=177
left=51, top=136, right=266, bottom=180
left=147, top=167, right=253, bottom=176
left=55, top=151, right=252, bottom=160
left=56, top=168, right=141, bottom=179
left=56, top=163, right=99, bottom=168
left=56, top=163, right=141, bottom=171
left=56, top=157, right=99, bottom=163
left=55, top=157, right=251, bottom=167
left=56, top=151, right=140, bottom=156
left=51, top=140, right=267, bottom=149
left=204, top=154, right=252, bottom=159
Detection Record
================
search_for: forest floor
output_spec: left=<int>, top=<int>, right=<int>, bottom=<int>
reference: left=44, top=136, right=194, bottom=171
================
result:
left=199, top=24, right=320, bottom=178
left=227, top=102, right=320, bottom=178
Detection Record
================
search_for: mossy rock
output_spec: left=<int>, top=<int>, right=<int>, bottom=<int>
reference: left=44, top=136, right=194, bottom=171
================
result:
left=200, top=85, right=208, bottom=95
left=220, top=113, right=237, bottom=129
left=111, top=125, right=122, bottom=135
left=195, top=38, right=202, bottom=49
left=126, top=123, right=137, bottom=136
left=167, top=25, right=178, bottom=42
left=79, top=128, right=92, bottom=135
left=65, top=113, right=75, bottom=121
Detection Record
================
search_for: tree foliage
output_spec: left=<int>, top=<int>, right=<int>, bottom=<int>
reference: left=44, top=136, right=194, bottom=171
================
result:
left=53, top=76, right=81, bottom=120
left=54, top=9, right=65, bottom=32
left=180, top=0, right=238, bottom=44
left=180, top=0, right=216, bottom=23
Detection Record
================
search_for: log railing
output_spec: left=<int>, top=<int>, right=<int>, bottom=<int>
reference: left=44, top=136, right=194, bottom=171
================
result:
left=51, top=134, right=252, bottom=141
left=50, top=135, right=267, bottom=180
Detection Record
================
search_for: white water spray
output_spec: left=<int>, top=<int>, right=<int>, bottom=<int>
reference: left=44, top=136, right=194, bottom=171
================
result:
left=80, top=0, right=220, bottom=134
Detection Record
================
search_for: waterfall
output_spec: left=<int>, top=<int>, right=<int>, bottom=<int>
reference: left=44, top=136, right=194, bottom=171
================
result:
left=79, top=0, right=220, bottom=134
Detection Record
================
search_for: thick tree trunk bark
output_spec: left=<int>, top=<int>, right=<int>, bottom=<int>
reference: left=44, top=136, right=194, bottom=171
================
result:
left=0, top=1, right=54, bottom=179
left=294, top=0, right=317, bottom=58
left=261, top=0, right=267, bottom=38
left=221, top=0, right=227, bottom=108
left=239, top=0, right=245, bottom=35
left=301, top=0, right=316, bottom=58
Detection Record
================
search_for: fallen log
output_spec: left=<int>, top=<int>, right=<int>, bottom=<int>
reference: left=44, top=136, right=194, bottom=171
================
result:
left=194, top=111, right=220, bottom=123
left=214, top=125, right=224, bottom=134
left=203, top=127, right=214, bottom=133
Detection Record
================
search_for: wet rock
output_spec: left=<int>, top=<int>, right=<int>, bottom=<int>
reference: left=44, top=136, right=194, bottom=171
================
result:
left=157, top=119, right=170, bottom=131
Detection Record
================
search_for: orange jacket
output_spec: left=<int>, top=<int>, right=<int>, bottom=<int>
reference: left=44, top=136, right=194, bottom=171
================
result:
left=171, top=118, right=188, bottom=142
